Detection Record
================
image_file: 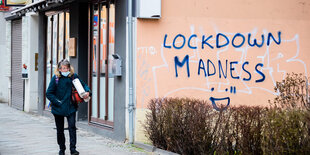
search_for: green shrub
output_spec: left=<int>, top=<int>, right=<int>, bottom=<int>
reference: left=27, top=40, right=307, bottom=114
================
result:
left=228, top=106, right=264, bottom=154
left=270, top=73, right=310, bottom=110
left=144, top=98, right=215, bottom=154
left=262, top=108, right=310, bottom=154
left=264, top=72, right=310, bottom=154
left=144, top=98, right=310, bottom=154
left=144, top=98, right=268, bottom=154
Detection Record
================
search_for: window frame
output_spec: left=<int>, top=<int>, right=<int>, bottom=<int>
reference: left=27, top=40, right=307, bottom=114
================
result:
left=88, top=0, right=115, bottom=127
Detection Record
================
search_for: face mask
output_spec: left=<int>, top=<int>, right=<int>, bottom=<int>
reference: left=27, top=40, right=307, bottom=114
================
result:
left=61, top=71, right=70, bottom=77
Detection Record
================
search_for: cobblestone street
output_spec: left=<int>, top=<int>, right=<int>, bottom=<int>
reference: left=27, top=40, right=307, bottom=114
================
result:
left=0, top=103, right=149, bottom=155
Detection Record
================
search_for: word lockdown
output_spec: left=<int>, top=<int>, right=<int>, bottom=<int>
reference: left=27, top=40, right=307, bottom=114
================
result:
left=163, top=31, right=281, bottom=49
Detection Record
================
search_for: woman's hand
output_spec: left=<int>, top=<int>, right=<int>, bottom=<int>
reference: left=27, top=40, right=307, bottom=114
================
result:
left=83, top=92, right=90, bottom=99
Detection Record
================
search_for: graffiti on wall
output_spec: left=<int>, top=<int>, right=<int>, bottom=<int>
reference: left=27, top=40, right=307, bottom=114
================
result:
left=137, top=46, right=157, bottom=105
left=164, top=30, right=281, bottom=110
left=137, top=25, right=308, bottom=110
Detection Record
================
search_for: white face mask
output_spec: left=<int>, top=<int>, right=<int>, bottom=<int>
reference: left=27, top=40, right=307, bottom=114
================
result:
left=61, top=71, right=70, bottom=77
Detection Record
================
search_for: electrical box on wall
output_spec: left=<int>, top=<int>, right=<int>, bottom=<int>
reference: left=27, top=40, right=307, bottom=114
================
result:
left=111, top=54, right=122, bottom=77
left=137, top=0, right=161, bottom=19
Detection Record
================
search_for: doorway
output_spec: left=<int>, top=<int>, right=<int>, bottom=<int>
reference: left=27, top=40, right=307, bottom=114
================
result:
left=89, top=0, right=115, bottom=127
left=44, top=11, right=70, bottom=109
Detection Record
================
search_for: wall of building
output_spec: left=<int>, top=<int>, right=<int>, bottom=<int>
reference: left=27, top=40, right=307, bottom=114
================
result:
left=5, top=20, right=11, bottom=105
left=114, top=0, right=127, bottom=141
left=135, top=0, right=310, bottom=142
left=0, top=12, right=9, bottom=103
left=22, top=13, right=39, bottom=112
left=37, top=12, right=46, bottom=115
left=69, top=1, right=89, bottom=121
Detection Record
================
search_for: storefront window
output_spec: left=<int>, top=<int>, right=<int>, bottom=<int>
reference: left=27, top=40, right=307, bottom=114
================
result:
left=58, top=13, right=64, bottom=61
left=45, top=16, right=52, bottom=109
left=107, top=3, right=115, bottom=122
left=90, top=1, right=115, bottom=126
left=92, top=5, right=99, bottom=118
left=44, top=11, right=70, bottom=109
left=65, top=12, right=70, bottom=59
left=52, top=14, right=58, bottom=78
left=99, top=4, right=107, bottom=120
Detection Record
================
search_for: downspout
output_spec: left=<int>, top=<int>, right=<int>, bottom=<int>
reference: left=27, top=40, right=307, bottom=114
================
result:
left=128, top=0, right=135, bottom=144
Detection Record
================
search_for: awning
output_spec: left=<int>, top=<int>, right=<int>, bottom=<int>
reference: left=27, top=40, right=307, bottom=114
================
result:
left=5, top=0, right=73, bottom=20
left=10, top=0, right=47, bottom=16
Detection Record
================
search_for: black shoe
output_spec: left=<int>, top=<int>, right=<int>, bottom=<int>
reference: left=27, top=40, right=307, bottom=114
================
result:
left=59, top=150, right=65, bottom=155
left=71, top=149, right=79, bottom=155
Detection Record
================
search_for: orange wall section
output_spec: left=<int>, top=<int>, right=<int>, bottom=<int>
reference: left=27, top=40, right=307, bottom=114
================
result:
left=135, top=0, right=310, bottom=109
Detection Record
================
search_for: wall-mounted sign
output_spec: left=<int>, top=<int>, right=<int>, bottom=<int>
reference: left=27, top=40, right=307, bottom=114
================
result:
left=69, top=37, right=77, bottom=57
left=0, top=0, right=9, bottom=11
left=35, top=53, right=38, bottom=71
left=94, top=15, right=98, bottom=27
left=5, top=0, right=29, bottom=6
left=22, top=64, right=28, bottom=79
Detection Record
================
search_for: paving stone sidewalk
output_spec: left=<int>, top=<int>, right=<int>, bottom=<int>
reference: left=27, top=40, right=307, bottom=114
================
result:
left=0, top=103, right=150, bottom=155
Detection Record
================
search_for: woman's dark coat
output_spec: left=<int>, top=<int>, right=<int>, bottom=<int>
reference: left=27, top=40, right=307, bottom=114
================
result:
left=46, top=73, right=90, bottom=116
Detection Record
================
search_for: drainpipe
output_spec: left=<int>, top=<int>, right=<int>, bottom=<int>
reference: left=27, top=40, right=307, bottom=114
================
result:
left=128, top=0, right=135, bottom=144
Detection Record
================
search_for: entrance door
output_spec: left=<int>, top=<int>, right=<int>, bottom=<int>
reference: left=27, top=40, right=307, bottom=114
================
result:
left=89, top=1, right=115, bottom=127
left=44, top=11, right=70, bottom=109
left=11, top=19, right=24, bottom=110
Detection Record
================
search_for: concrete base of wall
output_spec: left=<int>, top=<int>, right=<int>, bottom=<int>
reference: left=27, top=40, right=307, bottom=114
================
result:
left=134, top=142, right=180, bottom=155
left=135, top=109, right=149, bottom=142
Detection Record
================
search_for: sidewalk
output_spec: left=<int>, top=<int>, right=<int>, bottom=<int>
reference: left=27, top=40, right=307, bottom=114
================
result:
left=0, top=103, right=150, bottom=155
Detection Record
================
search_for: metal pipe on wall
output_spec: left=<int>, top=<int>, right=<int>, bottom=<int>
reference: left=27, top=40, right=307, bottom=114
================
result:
left=128, top=0, right=135, bottom=144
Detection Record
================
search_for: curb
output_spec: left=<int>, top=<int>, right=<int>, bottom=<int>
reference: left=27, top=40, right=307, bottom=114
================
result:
left=134, top=142, right=179, bottom=155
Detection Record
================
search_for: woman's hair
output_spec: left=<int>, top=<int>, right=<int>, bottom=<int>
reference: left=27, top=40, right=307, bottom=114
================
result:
left=54, top=59, right=75, bottom=77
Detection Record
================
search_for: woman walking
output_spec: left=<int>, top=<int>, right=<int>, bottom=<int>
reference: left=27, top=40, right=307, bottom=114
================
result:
left=46, top=59, right=91, bottom=155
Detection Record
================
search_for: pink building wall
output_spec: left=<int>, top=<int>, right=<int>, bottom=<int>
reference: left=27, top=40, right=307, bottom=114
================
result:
left=135, top=0, right=310, bottom=140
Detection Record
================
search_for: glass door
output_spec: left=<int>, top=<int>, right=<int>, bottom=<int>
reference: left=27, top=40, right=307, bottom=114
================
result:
left=89, top=0, right=115, bottom=126
left=44, top=11, right=70, bottom=109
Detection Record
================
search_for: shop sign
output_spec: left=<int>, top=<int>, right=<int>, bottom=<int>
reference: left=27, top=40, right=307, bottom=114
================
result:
left=0, top=3, right=10, bottom=11
left=69, top=38, right=77, bottom=57
left=22, top=64, right=28, bottom=79
left=5, top=0, right=28, bottom=6
left=0, top=0, right=9, bottom=11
